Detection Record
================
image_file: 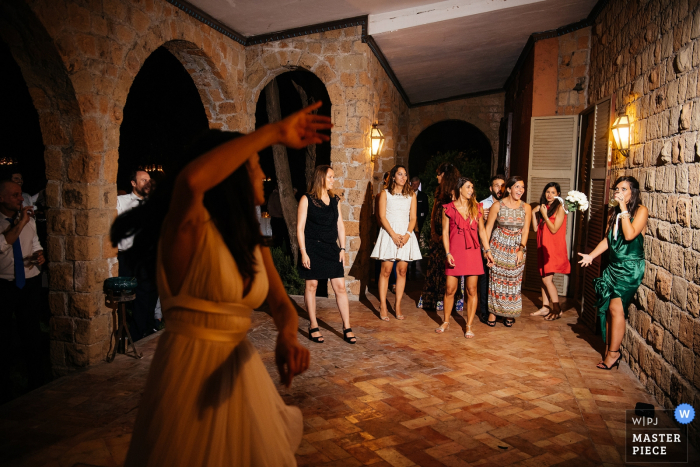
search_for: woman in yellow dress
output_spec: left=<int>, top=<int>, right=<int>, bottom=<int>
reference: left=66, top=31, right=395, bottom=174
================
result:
left=112, top=102, right=330, bottom=466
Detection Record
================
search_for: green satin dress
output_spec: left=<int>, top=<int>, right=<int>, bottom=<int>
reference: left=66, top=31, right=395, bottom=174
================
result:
left=594, top=218, right=645, bottom=341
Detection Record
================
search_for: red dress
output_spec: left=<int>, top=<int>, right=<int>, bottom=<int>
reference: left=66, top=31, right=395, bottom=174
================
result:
left=537, top=213, right=571, bottom=275
left=444, top=202, right=484, bottom=277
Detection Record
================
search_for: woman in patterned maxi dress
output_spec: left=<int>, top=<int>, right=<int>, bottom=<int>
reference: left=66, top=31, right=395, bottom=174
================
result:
left=484, top=176, right=532, bottom=327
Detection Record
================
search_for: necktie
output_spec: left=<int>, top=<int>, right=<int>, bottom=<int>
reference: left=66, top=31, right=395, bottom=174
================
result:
left=5, top=218, right=25, bottom=289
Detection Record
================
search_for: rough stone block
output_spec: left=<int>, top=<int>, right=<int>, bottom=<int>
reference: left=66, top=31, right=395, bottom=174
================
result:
left=75, top=209, right=111, bottom=237
left=66, top=236, right=102, bottom=261
left=48, top=291, right=68, bottom=317
left=649, top=322, right=664, bottom=351
left=47, top=209, right=75, bottom=236
left=688, top=283, right=700, bottom=317
left=679, top=312, right=695, bottom=350
left=74, top=314, right=111, bottom=346
left=74, top=260, right=110, bottom=293
left=50, top=316, right=74, bottom=343
left=70, top=291, right=104, bottom=319
left=65, top=342, right=106, bottom=367
left=49, top=262, right=74, bottom=291
left=685, top=249, right=700, bottom=283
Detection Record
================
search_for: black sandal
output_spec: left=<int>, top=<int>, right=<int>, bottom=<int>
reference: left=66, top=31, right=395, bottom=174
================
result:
left=342, top=327, right=357, bottom=344
left=486, top=318, right=497, bottom=327
left=504, top=319, right=515, bottom=327
left=597, top=349, right=621, bottom=370
left=308, top=326, right=324, bottom=343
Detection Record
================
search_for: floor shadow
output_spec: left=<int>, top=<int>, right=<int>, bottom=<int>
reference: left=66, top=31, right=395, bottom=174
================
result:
left=290, top=300, right=344, bottom=340
left=567, top=317, right=606, bottom=357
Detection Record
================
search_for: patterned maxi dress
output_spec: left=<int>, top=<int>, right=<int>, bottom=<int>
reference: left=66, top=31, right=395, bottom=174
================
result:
left=418, top=201, right=465, bottom=312
left=488, top=200, right=526, bottom=318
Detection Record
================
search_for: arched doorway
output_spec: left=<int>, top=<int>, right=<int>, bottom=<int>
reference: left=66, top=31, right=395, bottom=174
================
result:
left=118, top=46, right=209, bottom=194
left=254, top=69, right=331, bottom=295
left=408, top=120, right=492, bottom=180
left=0, top=38, right=50, bottom=402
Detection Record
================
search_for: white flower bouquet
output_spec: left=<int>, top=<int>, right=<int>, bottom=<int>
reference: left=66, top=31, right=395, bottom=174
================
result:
left=559, top=190, right=589, bottom=213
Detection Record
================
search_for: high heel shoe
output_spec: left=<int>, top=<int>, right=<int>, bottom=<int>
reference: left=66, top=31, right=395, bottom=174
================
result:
left=544, top=302, right=562, bottom=321
left=597, top=349, right=621, bottom=370
left=307, top=325, right=324, bottom=343
left=504, top=318, right=515, bottom=327
left=464, top=325, right=475, bottom=339
left=435, top=322, right=450, bottom=333
left=342, top=327, right=357, bottom=344
left=486, top=317, right=497, bottom=327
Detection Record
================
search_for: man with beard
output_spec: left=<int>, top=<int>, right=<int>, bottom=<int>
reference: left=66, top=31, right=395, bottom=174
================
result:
left=478, top=175, right=505, bottom=323
left=116, top=169, right=157, bottom=340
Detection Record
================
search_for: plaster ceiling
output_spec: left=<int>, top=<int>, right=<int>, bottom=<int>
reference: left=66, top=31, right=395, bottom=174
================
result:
left=187, top=0, right=600, bottom=103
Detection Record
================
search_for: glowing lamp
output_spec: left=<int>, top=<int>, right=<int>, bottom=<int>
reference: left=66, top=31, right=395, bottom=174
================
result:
left=611, top=115, right=630, bottom=158
left=370, top=123, right=385, bottom=162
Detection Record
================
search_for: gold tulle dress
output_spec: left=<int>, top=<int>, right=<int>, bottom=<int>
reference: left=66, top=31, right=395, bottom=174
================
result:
left=125, top=216, right=302, bottom=466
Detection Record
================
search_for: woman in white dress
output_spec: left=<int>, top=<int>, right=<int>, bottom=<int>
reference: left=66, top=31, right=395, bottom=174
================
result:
left=371, top=165, right=422, bottom=320
left=111, top=102, right=330, bottom=466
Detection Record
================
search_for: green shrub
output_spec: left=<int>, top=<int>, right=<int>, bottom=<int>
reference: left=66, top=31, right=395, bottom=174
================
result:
left=417, top=150, right=491, bottom=255
left=270, top=246, right=306, bottom=295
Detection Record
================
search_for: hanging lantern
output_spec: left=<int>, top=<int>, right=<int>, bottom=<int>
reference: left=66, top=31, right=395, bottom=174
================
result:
left=370, top=123, right=385, bottom=162
left=611, top=115, right=630, bottom=158
left=0, top=156, right=17, bottom=166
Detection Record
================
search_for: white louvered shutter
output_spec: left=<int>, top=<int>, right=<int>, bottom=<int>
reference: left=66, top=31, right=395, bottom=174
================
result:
left=524, top=116, right=579, bottom=295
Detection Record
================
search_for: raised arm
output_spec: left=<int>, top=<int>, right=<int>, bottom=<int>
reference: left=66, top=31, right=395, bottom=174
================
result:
left=261, top=246, right=310, bottom=387
left=297, top=195, right=310, bottom=269
left=540, top=205, right=566, bottom=234
left=620, top=205, right=649, bottom=241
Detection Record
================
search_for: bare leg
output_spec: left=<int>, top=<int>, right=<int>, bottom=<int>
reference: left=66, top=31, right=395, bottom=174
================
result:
left=394, top=261, right=408, bottom=319
left=378, top=261, right=393, bottom=320
left=437, top=276, right=459, bottom=332
left=531, top=284, right=551, bottom=316
left=542, top=274, right=562, bottom=320
left=464, top=276, right=478, bottom=338
left=330, top=277, right=354, bottom=340
left=598, top=298, right=625, bottom=368
left=305, top=280, right=323, bottom=342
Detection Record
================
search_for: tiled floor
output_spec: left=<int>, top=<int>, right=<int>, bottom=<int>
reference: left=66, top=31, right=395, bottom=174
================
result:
left=0, top=283, right=696, bottom=466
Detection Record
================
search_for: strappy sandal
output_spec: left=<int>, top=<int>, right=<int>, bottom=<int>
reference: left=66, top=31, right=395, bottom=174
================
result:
left=544, top=303, right=562, bottom=321
left=307, top=325, right=324, bottom=343
left=435, top=322, right=450, bottom=333
left=342, top=327, right=357, bottom=344
left=378, top=312, right=390, bottom=321
left=597, top=349, right=621, bottom=370
left=531, top=306, right=550, bottom=316
left=486, top=315, right=497, bottom=327
left=504, top=319, right=515, bottom=327
left=464, top=325, right=475, bottom=339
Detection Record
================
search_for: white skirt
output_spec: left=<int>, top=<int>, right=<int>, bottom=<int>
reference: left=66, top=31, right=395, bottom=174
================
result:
left=371, top=228, right=422, bottom=261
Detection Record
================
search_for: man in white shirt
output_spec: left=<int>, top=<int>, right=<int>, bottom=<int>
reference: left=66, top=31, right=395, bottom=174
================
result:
left=478, top=175, right=505, bottom=323
left=0, top=180, right=46, bottom=401
left=116, top=170, right=157, bottom=340
left=10, top=171, right=39, bottom=209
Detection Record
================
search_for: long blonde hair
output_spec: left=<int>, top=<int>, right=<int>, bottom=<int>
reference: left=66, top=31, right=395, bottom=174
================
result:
left=456, top=177, right=479, bottom=221
left=308, top=165, right=332, bottom=199
left=386, top=165, right=414, bottom=197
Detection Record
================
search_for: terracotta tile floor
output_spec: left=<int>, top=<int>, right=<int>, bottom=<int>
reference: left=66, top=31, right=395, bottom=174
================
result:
left=1, top=283, right=697, bottom=466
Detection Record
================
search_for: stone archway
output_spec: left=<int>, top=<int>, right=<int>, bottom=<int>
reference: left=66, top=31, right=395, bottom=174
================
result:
left=408, top=119, right=493, bottom=180
left=0, top=0, right=96, bottom=375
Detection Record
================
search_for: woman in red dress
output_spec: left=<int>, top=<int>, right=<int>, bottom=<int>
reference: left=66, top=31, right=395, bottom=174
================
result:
left=532, top=182, right=570, bottom=320
left=435, top=178, right=489, bottom=338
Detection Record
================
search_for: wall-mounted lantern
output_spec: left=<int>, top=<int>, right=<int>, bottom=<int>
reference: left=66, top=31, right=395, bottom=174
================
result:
left=611, top=115, right=631, bottom=158
left=370, top=123, right=385, bottom=162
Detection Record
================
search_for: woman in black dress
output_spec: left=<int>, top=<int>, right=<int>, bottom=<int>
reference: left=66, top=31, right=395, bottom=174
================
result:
left=297, top=165, right=356, bottom=344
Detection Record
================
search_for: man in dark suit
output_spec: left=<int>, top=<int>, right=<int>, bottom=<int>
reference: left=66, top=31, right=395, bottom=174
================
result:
left=410, top=177, right=429, bottom=279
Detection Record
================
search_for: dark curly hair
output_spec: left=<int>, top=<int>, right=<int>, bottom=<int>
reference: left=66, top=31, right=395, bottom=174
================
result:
left=435, top=162, right=460, bottom=204
left=606, top=176, right=641, bottom=233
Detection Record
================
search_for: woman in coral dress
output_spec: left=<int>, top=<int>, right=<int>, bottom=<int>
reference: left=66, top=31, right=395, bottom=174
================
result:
left=532, top=182, right=570, bottom=320
left=113, top=103, right=330, bottom=466
left=435, top=178, right=488, bottom=338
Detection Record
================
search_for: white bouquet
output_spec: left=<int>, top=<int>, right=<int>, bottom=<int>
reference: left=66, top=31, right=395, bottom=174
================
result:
left=559, top=190, right=589, bottom=213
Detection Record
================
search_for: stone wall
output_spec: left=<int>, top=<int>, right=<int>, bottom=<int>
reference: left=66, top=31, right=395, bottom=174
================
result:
left=557, top=27, right=591, bottom=115
left=589, top=0, right=700, bottom=444
left=1, top=0, right=247, bottom=374
left=406, top=93, right=505, bottom=175
left=245, top=27, right=408, bottom=299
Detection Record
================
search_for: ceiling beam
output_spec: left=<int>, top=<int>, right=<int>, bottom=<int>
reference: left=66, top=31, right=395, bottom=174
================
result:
left=368, top=0, right=547, bottom=36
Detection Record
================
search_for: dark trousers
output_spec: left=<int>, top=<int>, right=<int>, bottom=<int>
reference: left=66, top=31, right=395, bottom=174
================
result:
left=0, top=275, right=44, bottom=401
left=478, top=257, right=490, bottom=320
left=118, top=251, right=158, bottom=341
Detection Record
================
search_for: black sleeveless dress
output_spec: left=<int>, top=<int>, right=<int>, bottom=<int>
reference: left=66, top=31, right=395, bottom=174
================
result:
left=299, top=193, right=345, bottom=280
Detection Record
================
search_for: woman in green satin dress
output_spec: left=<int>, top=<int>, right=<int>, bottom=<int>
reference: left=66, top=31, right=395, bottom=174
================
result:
left=578, top=176, right=648, bottom=370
